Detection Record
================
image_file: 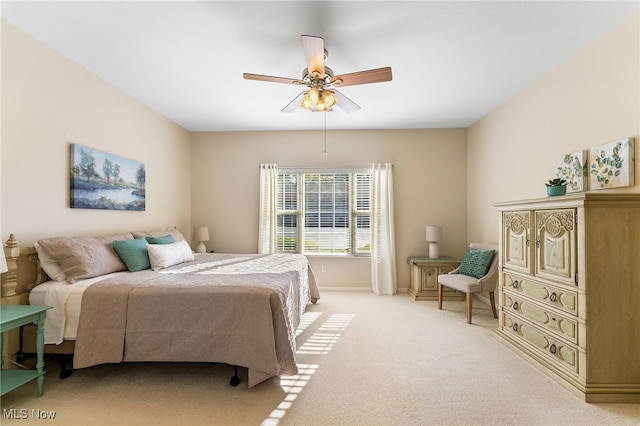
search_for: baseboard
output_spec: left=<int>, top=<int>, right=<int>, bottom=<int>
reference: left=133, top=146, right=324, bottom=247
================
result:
left=317, top=286, right=410, bottom=293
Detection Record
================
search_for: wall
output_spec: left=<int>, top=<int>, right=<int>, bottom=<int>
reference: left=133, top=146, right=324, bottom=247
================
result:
left=1, top=21, right=192, bottom=254
left=467, top=12, right=640, bottom=244
left=191, top=129, right=467, bottom=290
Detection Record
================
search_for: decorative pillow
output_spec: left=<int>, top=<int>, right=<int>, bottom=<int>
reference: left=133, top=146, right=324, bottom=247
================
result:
left=113, top=238, right=151, bottom=272
left=38, top=233, right=134, bottom=283
left=145, top=235, right=175, bottom=244
left=147, top=240, right=194, bottom=271
left=133, top=229, right=185, bottom=242
left=458, top=248, right=496, bottom=279
left=33, top=242, right=67, bottom=282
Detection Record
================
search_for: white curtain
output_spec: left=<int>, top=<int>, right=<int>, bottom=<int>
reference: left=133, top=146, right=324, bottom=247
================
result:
left=258, top=163, right=278, bottom=254
left=371, top=163, right=397, bottom=295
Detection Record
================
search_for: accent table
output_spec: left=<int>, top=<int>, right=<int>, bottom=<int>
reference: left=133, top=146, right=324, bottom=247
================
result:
left=407, top=256, right=464, bottom=301
left=1, top=304, right=51, bottom=397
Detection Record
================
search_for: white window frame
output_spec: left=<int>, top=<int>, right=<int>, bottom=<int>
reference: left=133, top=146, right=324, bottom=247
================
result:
left=276, top=168, right=372, bottom=257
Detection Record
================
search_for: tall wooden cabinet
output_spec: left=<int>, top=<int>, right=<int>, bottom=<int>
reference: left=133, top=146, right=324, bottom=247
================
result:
left=494, top=193, right=640, bottom=402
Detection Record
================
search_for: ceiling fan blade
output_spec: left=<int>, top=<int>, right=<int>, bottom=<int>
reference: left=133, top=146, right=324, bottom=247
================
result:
left=243, top=73, right=301, bottom=85
left=281, top=92, right=307, bottom=113
left=332, top=67, right=392, bottom=87
left=301, top=35, right=325, bottom=77
left=333, top=90, right=361, bottom=114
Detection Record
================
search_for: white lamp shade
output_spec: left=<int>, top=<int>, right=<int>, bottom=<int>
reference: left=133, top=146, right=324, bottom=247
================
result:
left=193, top=227, right=210, bottom=254
left=193, top=227, right=210, bottom=242
left=426, top=226, right=442, bottom=242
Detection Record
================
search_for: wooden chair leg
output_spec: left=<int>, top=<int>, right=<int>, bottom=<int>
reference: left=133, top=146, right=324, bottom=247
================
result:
left=466, top=293, right=472, bottom=324
left=489, top=291, right=498, bottom=318
left=438, top=284, right=443, bottom=310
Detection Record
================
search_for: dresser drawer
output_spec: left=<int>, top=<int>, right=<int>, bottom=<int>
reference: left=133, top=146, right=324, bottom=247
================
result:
left=503, top=290, right=579, bottom=345
left=502, top=311, right=581, bottom=375
left=502, top=272, right=578, bottom=316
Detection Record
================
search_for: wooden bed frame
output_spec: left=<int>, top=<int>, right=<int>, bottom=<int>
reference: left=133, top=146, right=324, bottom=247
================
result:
left=1, top=234, right=75, bottom=378
left=3, top=233, right=316, bottom=387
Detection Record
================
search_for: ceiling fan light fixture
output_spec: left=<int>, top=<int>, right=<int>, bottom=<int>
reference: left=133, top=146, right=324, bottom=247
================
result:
left=323, top=90, right=336, bottom=109
left=308, top=87, right=319, bottom=101
left=300, top=88, right=336, bottom=112
left=244, top=35, right=390, bottom=113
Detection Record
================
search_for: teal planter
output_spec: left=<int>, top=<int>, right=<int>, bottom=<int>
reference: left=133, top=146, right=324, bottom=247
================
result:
left=546, top=185, right=567, bottom=196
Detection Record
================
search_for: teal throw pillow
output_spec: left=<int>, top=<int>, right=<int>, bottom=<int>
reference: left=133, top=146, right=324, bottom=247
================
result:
left=458, top=248, right=495, bottom=279
left=145, top=235, right=176, bottom=244
left=113, top=238, right=151, bottom=272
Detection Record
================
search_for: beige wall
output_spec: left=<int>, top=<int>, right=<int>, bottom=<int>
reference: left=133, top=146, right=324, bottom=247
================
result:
left=467, top=12, right=640, bottom=244
left=2, top=12, right=637, bottom=294
left=1, top=21, right=192, bottom=246
left=191, top=129, right=467, bottom=290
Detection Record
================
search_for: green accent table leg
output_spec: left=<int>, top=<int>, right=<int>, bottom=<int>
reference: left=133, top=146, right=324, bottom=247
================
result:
left=36, top=312, right=46, bottom=397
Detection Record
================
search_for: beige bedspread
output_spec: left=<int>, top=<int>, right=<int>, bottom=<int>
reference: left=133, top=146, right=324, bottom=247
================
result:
left=73, top=253, right=319, bottom=387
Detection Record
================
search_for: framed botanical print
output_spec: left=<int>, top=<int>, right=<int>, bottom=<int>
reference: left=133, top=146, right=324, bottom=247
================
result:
left=588, top=138, right=635, bottom=190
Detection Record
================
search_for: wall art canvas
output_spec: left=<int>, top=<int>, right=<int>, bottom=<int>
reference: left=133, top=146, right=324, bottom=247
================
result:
left=70, top=144, right=146, bottom=210
left=555, top=150, right=587, bottom=193
left=589, top=138, right=635, bottom=190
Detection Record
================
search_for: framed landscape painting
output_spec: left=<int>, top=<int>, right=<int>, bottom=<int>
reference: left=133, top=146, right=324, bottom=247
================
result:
left=589, top=138, right=635, bottom=190
left=70, top=144, right=146, bottom=210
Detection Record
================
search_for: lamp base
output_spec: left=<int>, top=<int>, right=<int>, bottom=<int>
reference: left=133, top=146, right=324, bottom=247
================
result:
left=428, top=242, right=439, bottom=259
left=195, top=241, right=207, bottom=254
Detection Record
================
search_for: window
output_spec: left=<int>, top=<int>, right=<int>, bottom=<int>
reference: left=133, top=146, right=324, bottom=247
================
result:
left=276, top=170, right=372, bottom=256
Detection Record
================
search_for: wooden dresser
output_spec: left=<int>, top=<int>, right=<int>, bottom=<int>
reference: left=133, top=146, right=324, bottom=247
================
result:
left=494, top=193, right=640, bottom=402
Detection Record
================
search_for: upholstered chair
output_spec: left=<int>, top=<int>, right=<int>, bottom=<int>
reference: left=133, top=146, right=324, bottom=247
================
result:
left=437, top=243, right=499, bottom=324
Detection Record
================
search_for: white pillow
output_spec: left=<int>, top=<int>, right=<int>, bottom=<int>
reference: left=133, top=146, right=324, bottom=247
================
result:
left=147, top=240, right=194, bottom=271
left=34, top=242, right=67, bottom=282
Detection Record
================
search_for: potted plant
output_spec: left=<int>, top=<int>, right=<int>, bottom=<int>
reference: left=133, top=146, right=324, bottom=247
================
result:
left=545, top=178, right=568, bottom=196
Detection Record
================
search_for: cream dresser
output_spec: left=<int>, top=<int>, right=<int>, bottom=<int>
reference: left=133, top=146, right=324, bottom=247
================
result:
left=494, top=193, right=640, bottom=402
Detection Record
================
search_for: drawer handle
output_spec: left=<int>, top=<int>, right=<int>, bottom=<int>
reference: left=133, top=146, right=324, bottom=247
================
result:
left=512, top=302, right=519, bottom=310
left=549, top=292, right=557, bottom=302
left=512, top=323, right=518, bottom=331
left=549, top=344, right=557, bottom=354
left=512, top=280, right=519, bottom=289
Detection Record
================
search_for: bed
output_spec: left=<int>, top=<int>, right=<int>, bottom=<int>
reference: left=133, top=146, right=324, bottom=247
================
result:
left=3, top=230, right=320, bottom=388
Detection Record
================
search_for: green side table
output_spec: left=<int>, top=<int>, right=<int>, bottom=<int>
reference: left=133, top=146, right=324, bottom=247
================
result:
left=1, top=304, right=52, bottom=397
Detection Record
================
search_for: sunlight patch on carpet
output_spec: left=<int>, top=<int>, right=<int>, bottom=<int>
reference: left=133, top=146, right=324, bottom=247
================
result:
left=295, top=311, right=321, bottom=337
left=261, top=313, right=355, bottom=425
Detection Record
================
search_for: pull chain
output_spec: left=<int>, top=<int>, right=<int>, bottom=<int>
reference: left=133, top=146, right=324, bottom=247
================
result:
left=323, top=112, right=328, bottom=156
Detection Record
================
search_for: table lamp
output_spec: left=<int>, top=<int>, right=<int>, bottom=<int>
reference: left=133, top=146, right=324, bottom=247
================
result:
left=426, top=225, right=442, bottom=258
left=193, top=227, right=210, bottom=254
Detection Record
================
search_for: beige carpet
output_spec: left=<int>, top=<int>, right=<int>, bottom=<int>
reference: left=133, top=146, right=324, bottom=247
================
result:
left=1, top=291, right=639, bottom=425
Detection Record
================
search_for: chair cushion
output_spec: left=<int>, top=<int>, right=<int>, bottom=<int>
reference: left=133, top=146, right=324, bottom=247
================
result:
left=438, top=273, right=482, bottom=293
left=458, top=247, right=496, bottom=279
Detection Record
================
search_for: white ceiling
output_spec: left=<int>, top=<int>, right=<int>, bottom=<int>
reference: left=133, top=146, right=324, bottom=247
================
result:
left=2, top=1, right=638, bottom=132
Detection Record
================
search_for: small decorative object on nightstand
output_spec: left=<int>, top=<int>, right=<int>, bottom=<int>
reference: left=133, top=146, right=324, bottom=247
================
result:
left=193, top=226, right=210, bottom=254
left=425, top=225, right=442, bottom=258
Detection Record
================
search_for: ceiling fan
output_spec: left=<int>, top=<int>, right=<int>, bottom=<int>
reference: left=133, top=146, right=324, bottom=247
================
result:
left=243, top=35, right=392, bottom=113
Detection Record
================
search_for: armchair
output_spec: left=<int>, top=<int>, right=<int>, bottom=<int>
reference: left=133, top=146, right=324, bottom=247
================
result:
left=437, top=243, right=498, bottom=324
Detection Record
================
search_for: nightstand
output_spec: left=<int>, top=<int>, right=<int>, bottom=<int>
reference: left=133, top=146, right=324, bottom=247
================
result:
left=407, top=257, right=464, bottom=301
left=1, top=305, right=51, bottom=397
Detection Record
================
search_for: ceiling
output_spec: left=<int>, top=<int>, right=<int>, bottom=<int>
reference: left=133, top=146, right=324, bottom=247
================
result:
left=2, top=1, right=638, bottom=132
